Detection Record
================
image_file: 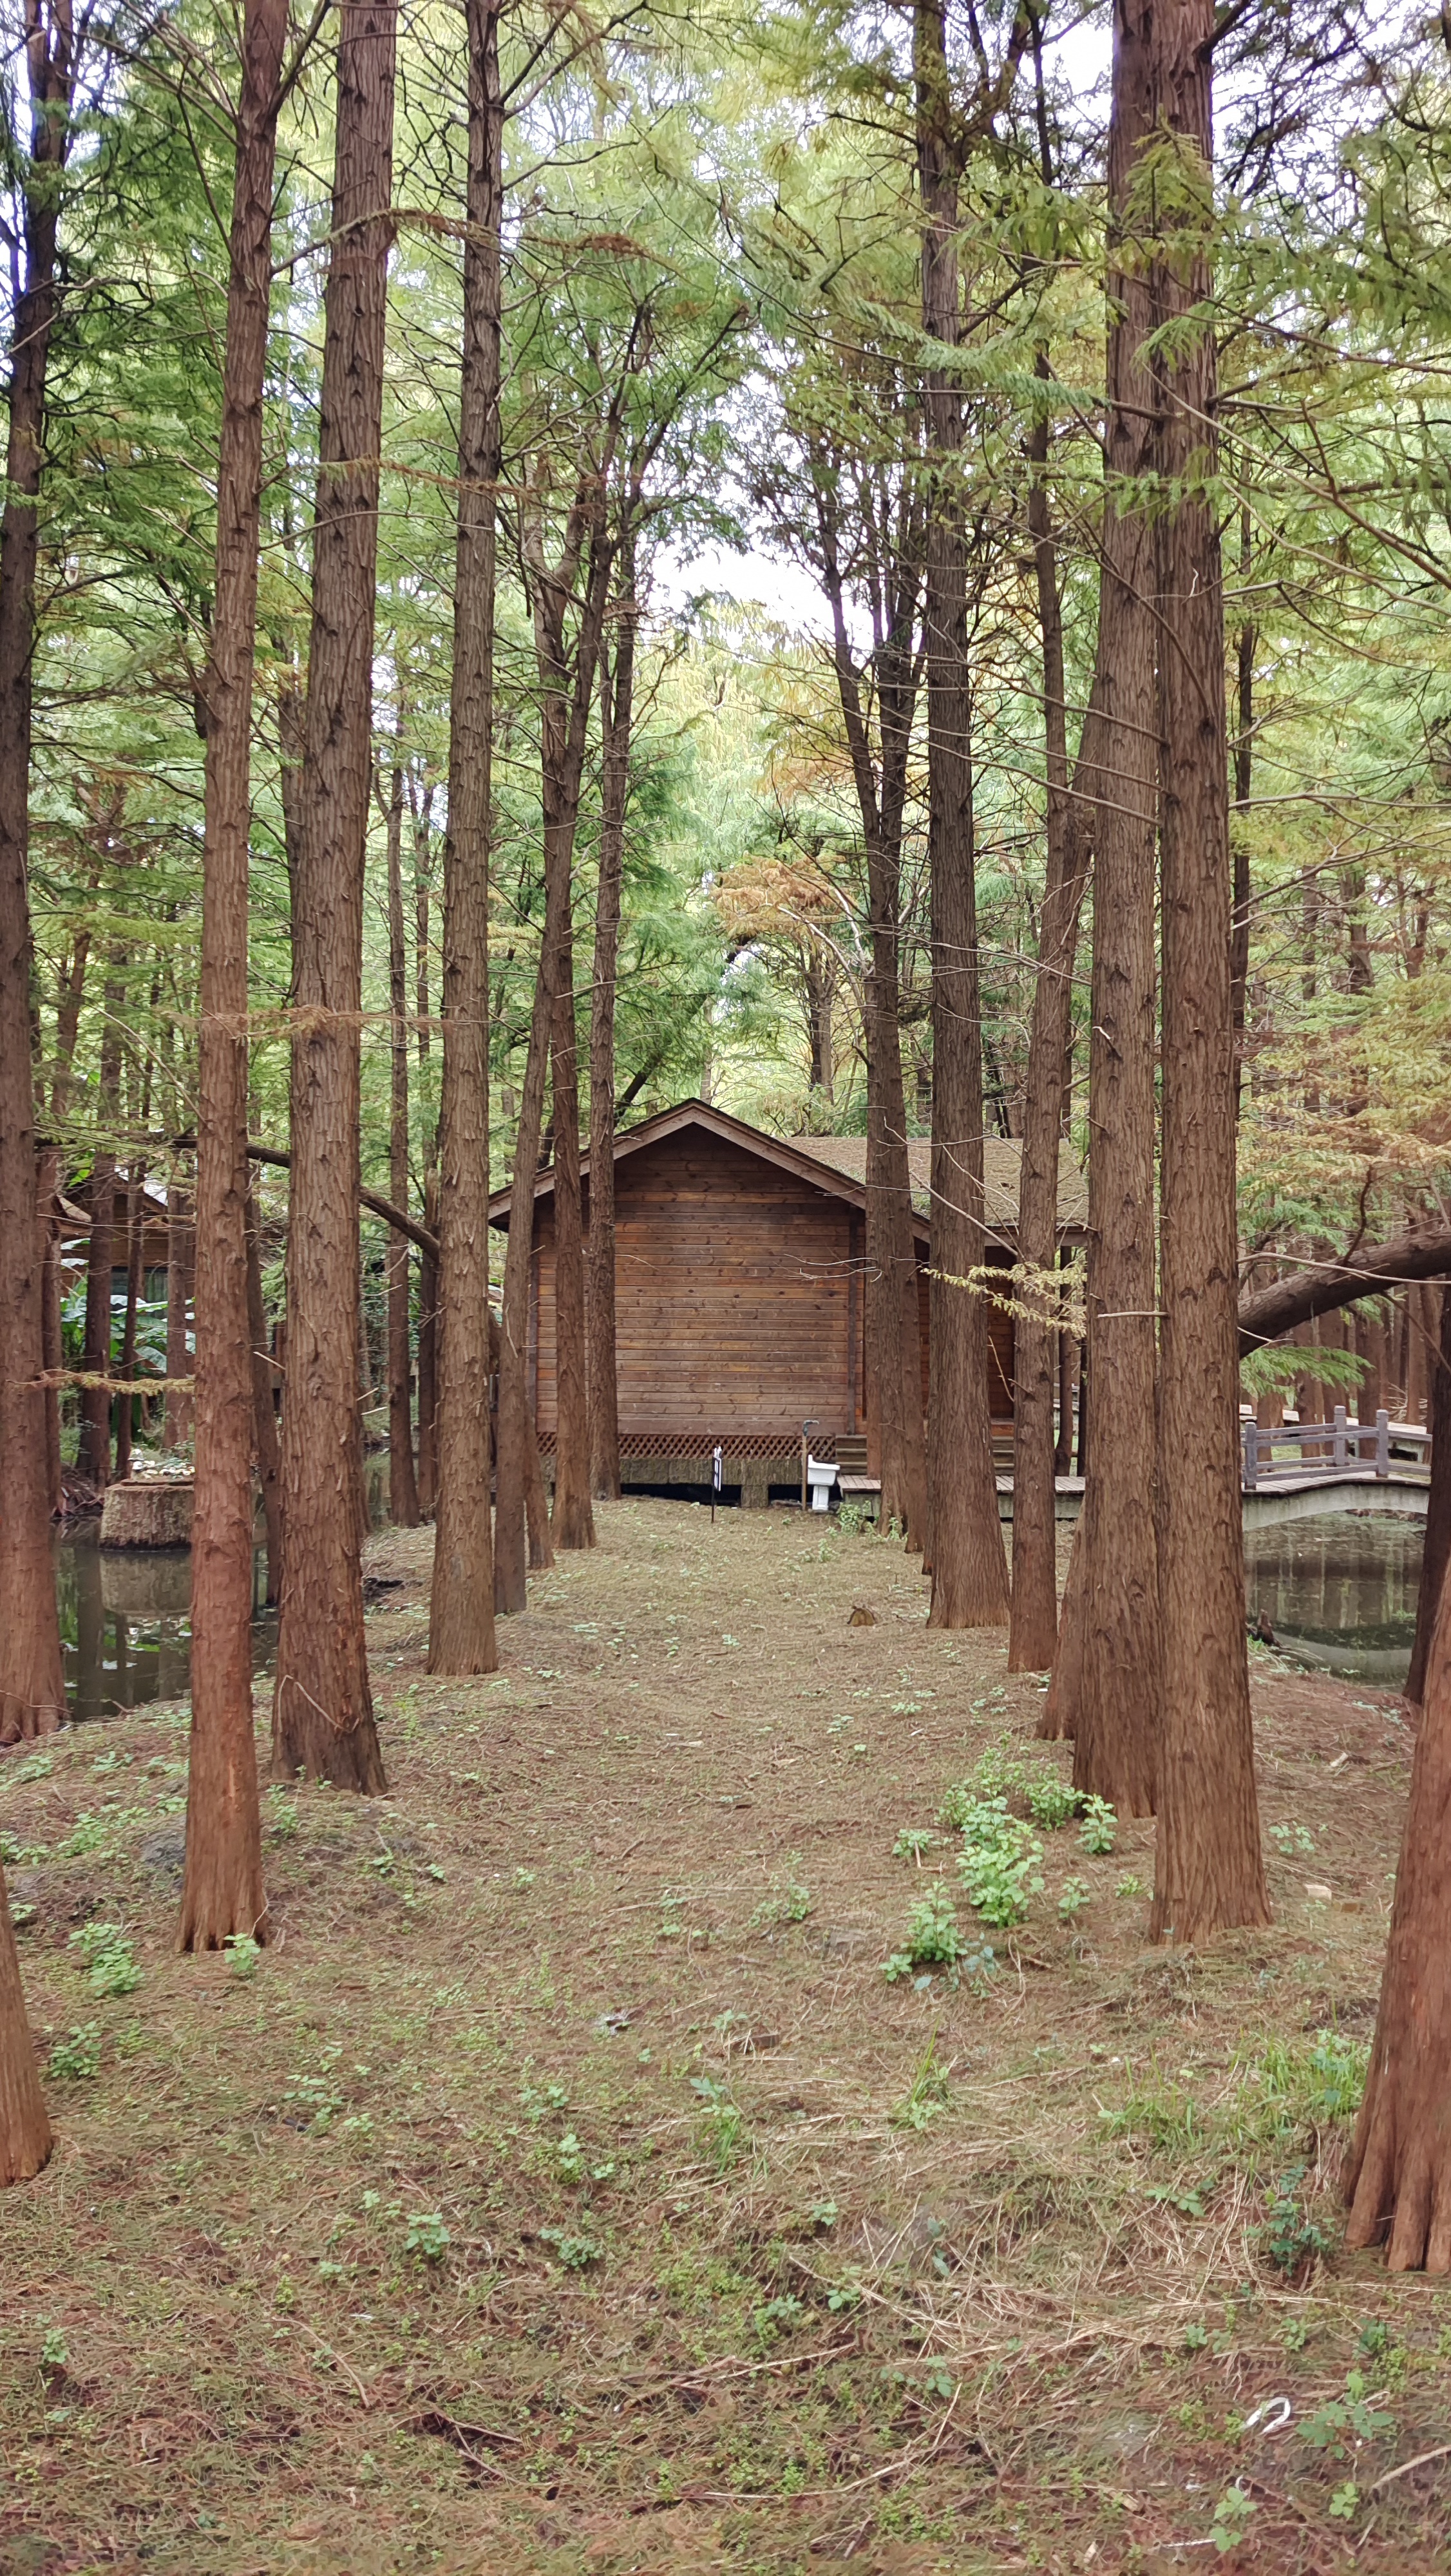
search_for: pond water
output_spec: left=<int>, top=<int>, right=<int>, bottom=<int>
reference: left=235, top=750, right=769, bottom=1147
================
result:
left=1244, top=1511, right=1423, bottom=1683
left=57, top=1522, right=277, bottom=1721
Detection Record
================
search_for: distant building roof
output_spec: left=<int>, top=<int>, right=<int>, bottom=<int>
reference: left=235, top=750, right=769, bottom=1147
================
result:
left=489, top=1099, right=1088, bottom=1246
left=794, top=1132, right=1088, bottom=1238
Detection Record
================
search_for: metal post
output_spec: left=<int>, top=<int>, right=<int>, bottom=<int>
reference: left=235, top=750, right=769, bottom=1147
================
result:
left=801, top=1419, right=816, bottom=1513
left=1376, top=1406, right=1390, bottom=1479
left=1242, top=1414, right=1259, bottom=1491
left=1333, top=1403, right=1347, bottom=1471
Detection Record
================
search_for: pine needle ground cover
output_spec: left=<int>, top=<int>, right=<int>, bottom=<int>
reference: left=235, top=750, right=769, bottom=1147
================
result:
left=1, top=1501, right=1447, bottom=2576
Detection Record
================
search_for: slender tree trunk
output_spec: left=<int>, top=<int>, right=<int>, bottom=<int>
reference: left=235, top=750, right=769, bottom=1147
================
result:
left=165, top=1177, right=194, bottom=1450
left=114, top=1165, right=144, bottom=1479
left=245, top=1186, right=283, bottom=1605
left=272, top=0, right=396, bottom=1794
left=412, top=784, right=439, bottom=1511
left=549, top=915, right=593, bottom=1548
left=0, top=1871, right=50, bottom=2184
left=383, top=754, right=419, bottom=1528
left=526, top=520, right=614, bottom=1555
left=1406, top=1283, right=1451, bottom=1706
left=496, top=939, right=558, bottom=1611
left=1009, top=421, right=1099, bottom=1671
left=1148, top=0, right=1267, bottom=1944
left=79, top=956, right=126, bottom=1487
left=916, top=0, right=1009, bottom=1626
left=1231, top=506, right=1254, bottom=1116
left=428, top=0, right=501, bottom=1669
left=42, top=927, right=91, bottom=1506
left=1064, top=0, right=1161, bottom=1814
left=0, top=0, right=71, bottom=1745
left=1345, top=1556, right=1451, bottom=2268
left=587, top=564, right=636, bottom=1503
left=181, top=0, right=288, bottom=1949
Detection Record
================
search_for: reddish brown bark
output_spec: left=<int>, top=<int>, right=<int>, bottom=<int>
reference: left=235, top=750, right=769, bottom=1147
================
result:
left=0, top=1868, right=50, bottom=2185
left=1148, top=0, right=1267, bottom=1944
left=1344, top=1572, right=1451, bottom=2267
left=113, top=1166, right=143, bottom=1481
left=428, top=0, right=500, bottom=1671
left=79, top=952, right=125, bottom=1488
left=164, top=1177, right=194, bottom=1450
left=411, top=785, right=438, bottom=1512
left=383, top=754, right=419, bottom=1529
left=1008, top=486, right=1100, bottom=1670
left=1238, top=1222, right=1451, bottom=1349
left=1406, top=1283, right=1451, bottom=1707
left=272, top=0, right=396, bottom=1794
left=181, top=0, right=288, bottom=1950
left=496, top=939, right=557, bottom=1611
left=916, top=0, right=1009, bottom=1627
left=522, top=490, right=615, bottom=1557
left=245, top=1187, right=283, bottom=1605
left=0, top=0, right=73, bottom=1739
left=1066, top=0, right=1159, bottom=1815
left=587, top=564, right=636, bottom=1503
left=815, top=469, right=926, bottom=1548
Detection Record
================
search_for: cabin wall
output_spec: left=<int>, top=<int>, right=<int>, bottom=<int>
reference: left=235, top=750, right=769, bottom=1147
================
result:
left=530, top=1130, right=867, bottom=1445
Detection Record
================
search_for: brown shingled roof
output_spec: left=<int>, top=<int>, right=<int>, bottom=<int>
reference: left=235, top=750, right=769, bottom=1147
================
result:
left=797, top=1132, right=1088, bottom=1239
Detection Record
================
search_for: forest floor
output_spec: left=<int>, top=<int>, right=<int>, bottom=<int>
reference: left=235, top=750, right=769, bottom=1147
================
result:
left=1, top=1497, right=1448, bottom=2576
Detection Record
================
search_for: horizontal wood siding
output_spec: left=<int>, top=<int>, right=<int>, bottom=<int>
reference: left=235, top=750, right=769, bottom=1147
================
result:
left=531, top=1132, right=863, bottom=1443
left=917, top=1258, right=1014, bottom=1421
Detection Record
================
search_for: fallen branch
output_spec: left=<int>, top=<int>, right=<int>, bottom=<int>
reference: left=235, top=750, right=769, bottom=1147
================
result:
left=245, top=1140, right=439, bottom=1261
left=1238, top=1222, right=1451, bottom=1354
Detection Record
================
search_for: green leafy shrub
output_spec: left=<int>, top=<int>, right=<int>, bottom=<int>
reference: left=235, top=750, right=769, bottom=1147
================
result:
left=1025, top=1776, right=1077, bottom=1830
left=882, top=1884, right=995, bottom=1991
left=48, top=2023, right=100, bottom=2081
left=68, top=1922, right=140, bottom=1997
left=1262, top=2165, right=1332, bottom=2277
left=955, top=1799, right=1044, bottom=1927
left=1057, top=1877, right=1089, bottom=1921
left=1077, top=1795, right=1117, bottom=1855
left=404, top=2213, right=450, bottom=2264
left=539, top=2226, right=601, bottom=2269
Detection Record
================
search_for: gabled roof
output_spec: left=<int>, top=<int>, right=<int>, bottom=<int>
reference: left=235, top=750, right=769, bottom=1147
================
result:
left=489, top=1099, right=1088, bottom=1245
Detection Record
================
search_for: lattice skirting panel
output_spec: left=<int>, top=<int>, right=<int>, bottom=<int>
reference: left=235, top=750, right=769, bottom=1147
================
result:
left=534, top=1430, right=825, bottom=1464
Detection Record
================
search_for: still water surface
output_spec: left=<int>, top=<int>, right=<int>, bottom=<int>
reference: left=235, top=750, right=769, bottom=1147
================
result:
left=1244, top=1511, right=1423, bottom=1683
left=53, top=1494, right=1428, bottom=1714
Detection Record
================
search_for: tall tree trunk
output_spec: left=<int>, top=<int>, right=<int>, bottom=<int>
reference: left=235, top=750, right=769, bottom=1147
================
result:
left=587, top=562, right=636, bottom=1503
left=411, top=783, right=439, bottom=1511
left=1148, top=0, right=1267, bottom=1944
left=383, top=753, right=419, bottom=1528
left=817, top=497, right=925, bottom=1549
left=428, top=0, right=500, bottom=1670
left=1231, top=506, right=1254, bottom=1115
left=1009, top=404, right=1098, bottom=1672
left=495, top=938, right=558, bottom=1611
left=1406, top=1282, right=1451, bottom=1707
left=526, top=517, right=614, bottom=1555
left=1344, top=1553, right=1451, bottom=2268
left=114, top=1164, right=144, bottom=1479
left=79, top=952, right=125, bottom=1488
left=43, top=927, right=91, bottom=1506
left=245, top=1186, right=283, bottom=1605
left=1063, top=0, right=1160, bottom=1814
left=549, top=921, right=593, bottom=1548
left=181, top=0, right=287, bottom=1951
left=272, top=0, right=396, bottom=1795
left=0, top=0, right=72, bottom=1745
left=916, top=0, right=1009, bottom=1627
left=0, top=1873, right=50, bottom=2184
left=166, top=1157, right=195, bottom=1451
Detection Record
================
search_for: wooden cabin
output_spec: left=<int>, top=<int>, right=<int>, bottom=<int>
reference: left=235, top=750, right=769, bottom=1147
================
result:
left=488, top=1100, right=1086, bottom=1504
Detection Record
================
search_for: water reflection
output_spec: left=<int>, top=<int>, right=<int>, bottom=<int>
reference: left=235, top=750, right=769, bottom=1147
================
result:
left=1244, top=1511, right=1422, bottom=1682
left=56, top=1522, right=277, bottom=1721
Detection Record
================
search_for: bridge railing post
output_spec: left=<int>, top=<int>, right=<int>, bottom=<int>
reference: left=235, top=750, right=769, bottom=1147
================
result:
left=1377, top=1406, right=1390, bottom=1479
left=1242, top=1414, right=1259, bottom=1491
left=1333, top=1404, right=1347, bottom=1471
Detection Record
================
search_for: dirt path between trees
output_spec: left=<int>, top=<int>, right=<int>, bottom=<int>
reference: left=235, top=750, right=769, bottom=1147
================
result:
left=1, top=1499, right=1446, bottom=2574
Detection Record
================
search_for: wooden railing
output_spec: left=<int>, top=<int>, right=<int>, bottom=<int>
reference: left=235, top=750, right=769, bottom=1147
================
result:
left=1240, top=1407, right=1432, bottom=1490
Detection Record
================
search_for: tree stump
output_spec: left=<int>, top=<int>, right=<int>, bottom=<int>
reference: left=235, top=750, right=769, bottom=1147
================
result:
left=99, top=1481, right=194, bottom=1550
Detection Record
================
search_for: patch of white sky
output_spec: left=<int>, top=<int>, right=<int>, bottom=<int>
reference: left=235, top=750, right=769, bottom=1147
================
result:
left=652, top=1, right=1112, bottom=642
